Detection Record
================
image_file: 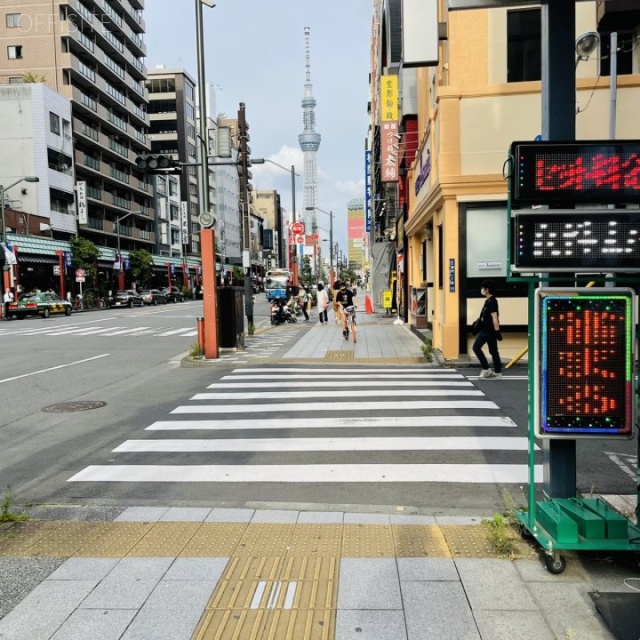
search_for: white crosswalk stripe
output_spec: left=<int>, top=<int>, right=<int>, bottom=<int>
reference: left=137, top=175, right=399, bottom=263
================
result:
left=68, top=366, right=541, bottom=487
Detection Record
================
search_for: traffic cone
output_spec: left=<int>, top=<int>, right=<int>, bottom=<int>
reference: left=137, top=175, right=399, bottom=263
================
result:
left=365, top=294, right=374, bottom=314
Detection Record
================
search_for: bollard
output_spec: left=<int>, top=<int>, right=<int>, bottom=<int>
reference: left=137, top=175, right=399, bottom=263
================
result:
left=197, top=317, right=205, bottom=355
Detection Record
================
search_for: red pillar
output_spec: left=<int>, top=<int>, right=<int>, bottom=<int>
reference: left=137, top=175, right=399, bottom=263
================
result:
left=201, top=229, right=219, bottom=359
left=55, top=250, right=66, bottom=299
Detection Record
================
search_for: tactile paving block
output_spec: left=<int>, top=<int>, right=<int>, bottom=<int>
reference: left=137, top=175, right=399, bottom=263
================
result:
left=392, top=524, right=451, bottom=558
left=341, top=524, right=395, bottom=557
left=288, top=525, right=342, bottom=558
left=325, top=350, right=354, bottom=360
left=179, top=523, right=246, bottom=557
left=25, top=522, right=109, bottom=557
left=440, top=524, right=504, bottom=558
left=0, top=521, right=61, bottom=556
left=73, top=522, right=154, bottom=557
left=126, top=522, right=200, bottom=557
left=234, top=524, right=296, bottom=557
left=193, top=608, right=335, bottom=640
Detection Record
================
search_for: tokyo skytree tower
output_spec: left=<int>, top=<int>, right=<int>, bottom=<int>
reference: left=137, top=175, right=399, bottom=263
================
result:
left=298, top=27, right=321, bottom=231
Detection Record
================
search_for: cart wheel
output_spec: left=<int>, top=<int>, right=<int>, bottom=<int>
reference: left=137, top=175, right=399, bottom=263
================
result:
left=517, top=524, right=534, bottom=541
left=545, top=553, right=566, bottom=574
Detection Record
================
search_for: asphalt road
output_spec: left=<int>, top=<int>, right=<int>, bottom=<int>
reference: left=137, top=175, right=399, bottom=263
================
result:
left=0, top=297, right=636, bottom=515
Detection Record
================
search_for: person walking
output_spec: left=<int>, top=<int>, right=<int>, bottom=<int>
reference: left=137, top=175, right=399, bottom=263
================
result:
left=298, top=286, right=310, bottom=322
left=332, top=280, right=342, bottom=324
left=317, top=281, right=329, bottom=324
left=3, top=288, right=14, bottom=320
left=472, top=279, right=503, bottom=379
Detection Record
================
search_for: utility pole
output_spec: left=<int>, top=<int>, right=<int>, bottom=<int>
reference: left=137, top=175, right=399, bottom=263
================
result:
left=237, top=102, right=254, bottom=325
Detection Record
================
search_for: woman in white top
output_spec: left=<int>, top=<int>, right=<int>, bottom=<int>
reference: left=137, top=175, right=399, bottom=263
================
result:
left=316, top=282, right=329, bottom=324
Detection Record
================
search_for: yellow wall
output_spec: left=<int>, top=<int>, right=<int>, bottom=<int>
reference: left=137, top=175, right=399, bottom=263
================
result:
left=405, top=0, right=640, bottom=361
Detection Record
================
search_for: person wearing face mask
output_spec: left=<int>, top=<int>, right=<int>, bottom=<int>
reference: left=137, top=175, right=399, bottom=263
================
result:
left=473, top=279, right=503, bottom=380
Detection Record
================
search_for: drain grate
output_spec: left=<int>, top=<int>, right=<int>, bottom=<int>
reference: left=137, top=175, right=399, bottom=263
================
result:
left=42, top=401, right=107, bottom=413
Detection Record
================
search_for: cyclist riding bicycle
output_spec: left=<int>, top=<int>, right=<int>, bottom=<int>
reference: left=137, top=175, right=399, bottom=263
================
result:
left=336, top=281, right=357, bottom=338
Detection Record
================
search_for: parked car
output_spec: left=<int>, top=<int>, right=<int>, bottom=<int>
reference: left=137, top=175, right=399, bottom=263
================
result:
left=160, top=286, right=185, bottom=303
left=109, top=289, right=144, bottom=308
left=8, top=292, right=72, bottom=319
left=140, top=289, right=167, bottom=305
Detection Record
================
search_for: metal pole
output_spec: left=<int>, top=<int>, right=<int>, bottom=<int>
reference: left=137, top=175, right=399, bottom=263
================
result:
left=329, top=210, right=333, bottom=285
left=195, top=0, right=210, bottom=218
left=1, top=185, right=5, bottom=245
left=609, top=32, right=617, bottom=140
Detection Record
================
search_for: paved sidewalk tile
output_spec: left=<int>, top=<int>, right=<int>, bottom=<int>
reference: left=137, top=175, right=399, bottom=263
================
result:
left=336, top=609, right=407, bottom=640
left=338, top=558, right=402, bottom=610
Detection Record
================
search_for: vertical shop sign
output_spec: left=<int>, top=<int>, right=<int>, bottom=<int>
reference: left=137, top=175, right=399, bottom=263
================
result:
left=381, top=122, right=399, bottom=183
left=449, top=258, right=456, bottom=293
left=365, top=150, right=372, bottom=232
left=76, top=181, right=87, bottom=225
left=180, top=202, right=189, bottom=245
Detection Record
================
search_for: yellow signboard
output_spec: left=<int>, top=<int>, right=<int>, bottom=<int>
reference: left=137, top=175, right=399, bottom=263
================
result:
left=380, top=75, right=398, bottom=122
left=383, top=289, right=393, bottom=308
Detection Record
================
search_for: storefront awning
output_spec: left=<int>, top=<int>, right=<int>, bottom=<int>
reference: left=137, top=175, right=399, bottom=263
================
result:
left=19, top=255, right=58, bottom=265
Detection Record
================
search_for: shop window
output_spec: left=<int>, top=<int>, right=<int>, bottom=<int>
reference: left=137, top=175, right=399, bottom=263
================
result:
left=507, top=9, right=541, bottom=82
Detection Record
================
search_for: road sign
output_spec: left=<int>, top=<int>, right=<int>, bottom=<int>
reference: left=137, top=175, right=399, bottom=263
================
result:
left=75, top=269, right=86, bottom=278
left=199, top=211, right=214, bottom=228
left=296, top=235, right=305, bottom=244
left=290, top=221, right=305, bottom=235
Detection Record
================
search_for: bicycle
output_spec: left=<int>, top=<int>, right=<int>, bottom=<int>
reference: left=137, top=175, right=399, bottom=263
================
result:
left=343, top=305, right=357, bottom=343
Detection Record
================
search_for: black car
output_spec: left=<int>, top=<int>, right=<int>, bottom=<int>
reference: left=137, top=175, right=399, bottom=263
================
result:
left=160, top=286, right=185, bottom=303
left=109, top=289, right=144, bottom=308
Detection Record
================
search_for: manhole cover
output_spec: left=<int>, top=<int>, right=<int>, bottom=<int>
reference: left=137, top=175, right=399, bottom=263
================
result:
left=42, top=401, right=107, bottom=413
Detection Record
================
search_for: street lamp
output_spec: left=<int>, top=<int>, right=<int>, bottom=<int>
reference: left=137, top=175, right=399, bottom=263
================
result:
left=306, top=206, right=334, bottom=285
left=1, top=176, right=39, bottom=300
left=253, top=158, right=301, bottom=281
left=1, top=176, right=39, bottom=244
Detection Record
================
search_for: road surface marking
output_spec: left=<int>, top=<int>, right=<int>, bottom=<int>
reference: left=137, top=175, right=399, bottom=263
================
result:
left=147, top=416, right=518, bottom=430
left=68, top=463, right=543, bottom=484
left=114, top=436, right=538, bottom=453
left=0, top=354, right=110, bottom=385
left=209, top=380, right=473, bottom=389
left=191, top=389, right=484, bottom=400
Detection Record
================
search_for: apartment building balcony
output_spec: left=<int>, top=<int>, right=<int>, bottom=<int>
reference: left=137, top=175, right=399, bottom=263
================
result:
left=105, top=219, right=155, bottom=245
left=120, top=0, right=146, bottom=33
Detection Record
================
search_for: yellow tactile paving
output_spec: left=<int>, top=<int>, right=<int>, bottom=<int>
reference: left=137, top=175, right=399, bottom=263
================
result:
left=73, top=522, right=154, bottom=557
left=288, top=524, right=342, bottom=558
left=392, top=524, right=451, bottom=558
left=179, top=523, right=247, bottom=557
left=234, top=524, right=296, bottom=557
left=441, top=524, right=505, bottom=558
left=0, top=521, right=62, bottom=556
left=127, top=522, right=201, bottom=557
left=324, top=350, right=354, bottom=360
left=24, top=522, right=109, bottom=557
left=180, top=522, right=247, bottom=558
left=341, top=524, right=395, bottom=557
left=193, top=609, right=335, bottom=640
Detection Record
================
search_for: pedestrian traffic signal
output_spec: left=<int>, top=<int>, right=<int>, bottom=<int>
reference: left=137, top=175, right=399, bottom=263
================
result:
left=135, top=154, right=181, bottom=174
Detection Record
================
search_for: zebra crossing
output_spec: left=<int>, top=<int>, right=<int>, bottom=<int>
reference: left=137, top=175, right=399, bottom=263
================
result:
left=0, top=322, right=199, bottom=338
left=68, top=366, right=541, bottom=490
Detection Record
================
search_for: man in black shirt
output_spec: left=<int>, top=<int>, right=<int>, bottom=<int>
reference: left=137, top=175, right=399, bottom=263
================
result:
left=472, top=279, right=503, bottom=379
left=336, top=281, right=357, bottom=337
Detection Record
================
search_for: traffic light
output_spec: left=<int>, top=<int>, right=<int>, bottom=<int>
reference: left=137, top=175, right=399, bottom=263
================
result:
left=134, top=154, right=181, bottom=174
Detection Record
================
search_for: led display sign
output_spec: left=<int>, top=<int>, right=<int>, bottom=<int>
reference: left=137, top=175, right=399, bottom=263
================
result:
left=511, top=141, right=640, bottom=205
left=534, top=288, right=635, bottom=439
left=512, top=211, right=640, bottom=272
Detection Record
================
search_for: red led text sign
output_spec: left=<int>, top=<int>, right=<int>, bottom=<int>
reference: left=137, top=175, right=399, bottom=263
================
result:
left=534, top=289, right=635, bottom=439
left=511, top=141, right=640, bottom=205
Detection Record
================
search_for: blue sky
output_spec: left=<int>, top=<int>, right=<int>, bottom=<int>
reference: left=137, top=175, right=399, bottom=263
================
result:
left=144, top=0, right=372, bottom=251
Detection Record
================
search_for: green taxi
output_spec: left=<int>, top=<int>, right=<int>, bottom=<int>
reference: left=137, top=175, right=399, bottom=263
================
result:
left=8, top=292, right=72, bottom=319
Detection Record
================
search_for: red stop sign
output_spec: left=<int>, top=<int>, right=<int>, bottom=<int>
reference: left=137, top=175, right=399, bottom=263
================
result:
left=290, top=221, right=305, bottom=235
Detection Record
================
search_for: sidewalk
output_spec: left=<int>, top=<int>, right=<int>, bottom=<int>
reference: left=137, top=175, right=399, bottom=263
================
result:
left=0, top=312, right=637, bottom=640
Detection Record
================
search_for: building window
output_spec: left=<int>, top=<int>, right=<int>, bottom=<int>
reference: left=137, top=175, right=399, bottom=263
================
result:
left=50, top=112, right=61, bottom=135
left=169, top=180, right=178, bottom=197
left=8, top=76, right=22, bottom=84
left=6, top=13, right=21, bottom=28
left=7, top=45, right=23, bottom=60
left=507, top=9, right=541, bottom=82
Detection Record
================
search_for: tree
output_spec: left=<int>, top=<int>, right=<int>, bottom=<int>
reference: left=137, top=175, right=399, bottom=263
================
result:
left=69, top=236, right=99, bottom=283
left=299, top=256, right=315, bottom=290
left=22, top=72, right=46, bottom=83
left=128, top=249, right=154, bottom=287
left=232, top=266, right=244, bottom=285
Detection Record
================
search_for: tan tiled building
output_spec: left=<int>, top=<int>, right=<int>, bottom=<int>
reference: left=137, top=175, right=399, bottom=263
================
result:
left=0, top=0, right=152, bottom=253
